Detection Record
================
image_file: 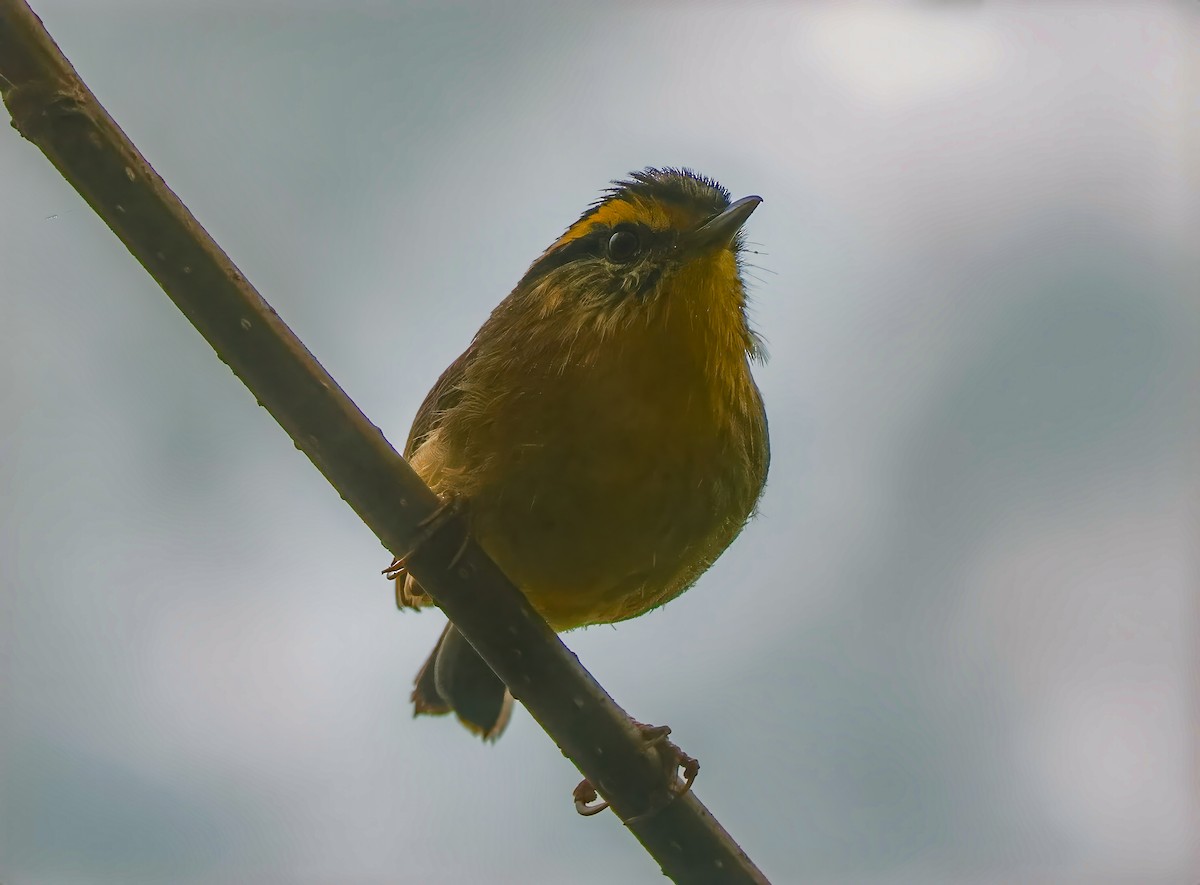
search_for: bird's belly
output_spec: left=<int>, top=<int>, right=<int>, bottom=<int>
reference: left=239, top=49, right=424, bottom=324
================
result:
left=412, top=331, right=768, bottom=632
left=467, top=427, right=742, bottom=631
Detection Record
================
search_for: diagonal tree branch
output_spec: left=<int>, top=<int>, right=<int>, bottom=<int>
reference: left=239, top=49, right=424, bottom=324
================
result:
left=0, top=3, right=771, bottom=882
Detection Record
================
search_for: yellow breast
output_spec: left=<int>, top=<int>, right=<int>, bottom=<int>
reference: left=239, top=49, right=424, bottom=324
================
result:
left=411, top=256, right=768, bottom=631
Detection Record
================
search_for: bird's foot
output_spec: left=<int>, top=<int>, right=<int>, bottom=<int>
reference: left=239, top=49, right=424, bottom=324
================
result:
left=383, top=497, right=468, bottom=609
left=573, top=720, right=700, bottom=818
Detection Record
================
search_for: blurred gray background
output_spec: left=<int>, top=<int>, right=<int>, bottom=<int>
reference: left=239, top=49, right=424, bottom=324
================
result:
left=2, top=2, right=1197, bottom=883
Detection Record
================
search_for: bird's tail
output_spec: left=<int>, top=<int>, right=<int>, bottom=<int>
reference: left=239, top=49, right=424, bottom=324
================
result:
left=411, top=622, right=513, bottom=741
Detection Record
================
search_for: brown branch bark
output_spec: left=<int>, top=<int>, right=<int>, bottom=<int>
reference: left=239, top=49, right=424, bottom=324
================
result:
left=0, top=4, right=772, bottom=883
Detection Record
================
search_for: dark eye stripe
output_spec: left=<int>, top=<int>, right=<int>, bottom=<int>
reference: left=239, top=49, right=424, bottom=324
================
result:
left=520, top=226, right=607, bottom=287
left=521, top=222, right=673, bottom=288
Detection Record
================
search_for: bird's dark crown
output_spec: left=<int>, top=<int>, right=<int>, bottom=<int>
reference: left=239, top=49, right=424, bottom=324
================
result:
left=577, top=167, right=732, bottom=228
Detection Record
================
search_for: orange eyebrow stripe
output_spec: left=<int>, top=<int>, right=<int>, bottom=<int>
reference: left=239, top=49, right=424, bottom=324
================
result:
left=550, top=198, right=696, bottom=251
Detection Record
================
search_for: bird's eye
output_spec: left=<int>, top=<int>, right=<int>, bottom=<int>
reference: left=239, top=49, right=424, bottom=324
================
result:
left=605, top=229, right=641, bottom=264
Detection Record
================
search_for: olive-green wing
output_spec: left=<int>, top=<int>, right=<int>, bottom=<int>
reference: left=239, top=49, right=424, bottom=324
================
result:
left=396, top=340, right=481, bottom=610
left=404, top=340, right=479, bottom=459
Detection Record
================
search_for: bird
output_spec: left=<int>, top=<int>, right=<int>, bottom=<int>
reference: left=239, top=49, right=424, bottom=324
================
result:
left=388, top=167, right=770, bottom=741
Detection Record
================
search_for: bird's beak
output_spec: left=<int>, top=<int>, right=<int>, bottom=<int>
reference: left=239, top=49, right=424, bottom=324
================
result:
left=683, top=195, right=762, bottom=254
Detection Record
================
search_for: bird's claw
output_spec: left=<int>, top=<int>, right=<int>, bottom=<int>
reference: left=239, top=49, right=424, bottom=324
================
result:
left=383, top=497, right=468, bottom=608
left=573, top=721, right=700, bottom=819
left=573, top=779, right=609, bottom=816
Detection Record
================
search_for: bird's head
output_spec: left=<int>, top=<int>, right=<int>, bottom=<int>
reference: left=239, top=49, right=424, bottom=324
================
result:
left=514, top=168, right=763, bottom=360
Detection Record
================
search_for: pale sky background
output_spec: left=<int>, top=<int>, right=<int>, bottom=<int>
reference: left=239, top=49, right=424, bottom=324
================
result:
left=2, top=2, right=1198, bottom=884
